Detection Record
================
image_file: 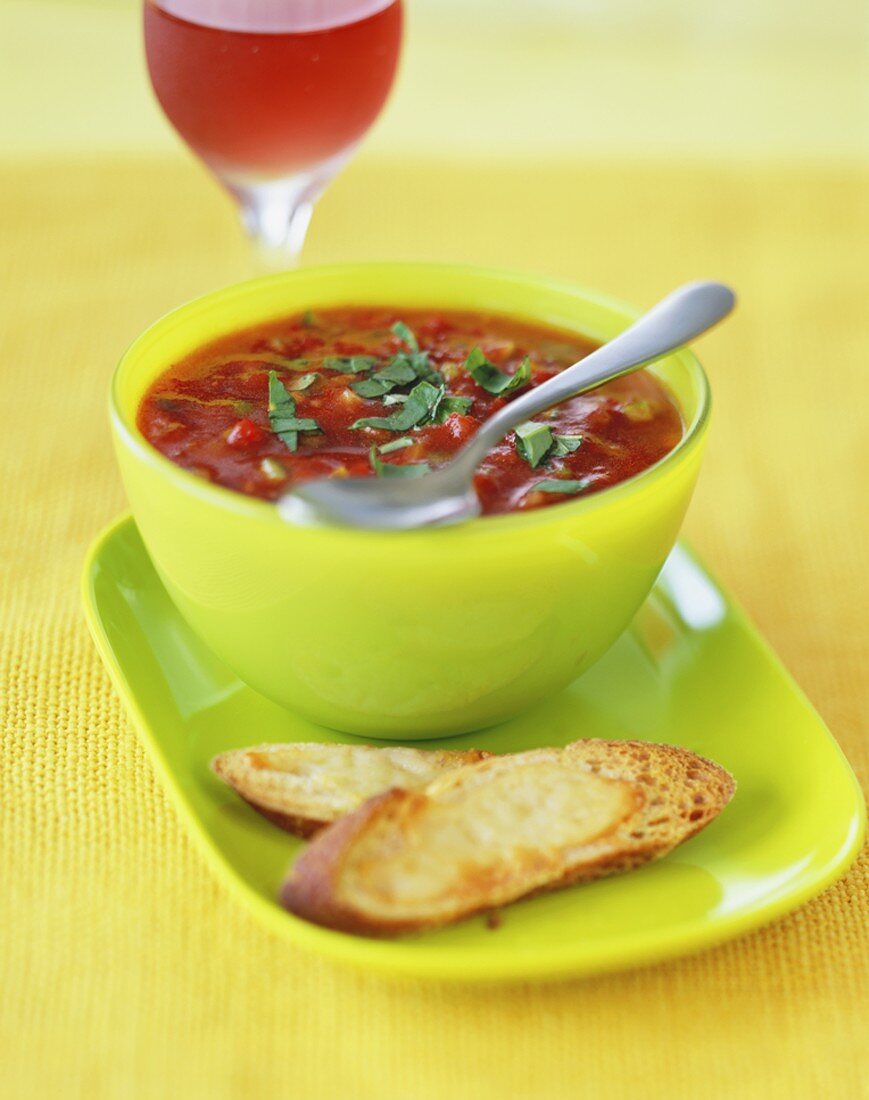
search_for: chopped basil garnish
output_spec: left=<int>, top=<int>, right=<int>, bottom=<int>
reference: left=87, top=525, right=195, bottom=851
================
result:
left=552, top=433, right=583, bottom=456
left=301, top=310, right=316, bottom=328
left=427, top=384, right=446, bottom=423
left=268, top=372, right=299, bottom=450
left=350, top=357, right=419, bottom=398
left=532, top=478, right=590, bottom=495
left=352, top=380, right=444, bottom=432
left=515, top=423, right=584, bottom=467
left=323, top=356, right=380, bottom=374
left=383, top=393, right=409, bottom=406
left=465, top=348, right=532, bottom=395
left=377, top=358, right=420, bottom=385
left=287, top=372, right=319, bottom=392
left=268, top=371, right=320, bottom=451
left=404, top=352, right=444, bottom=387
left=514, top=422, right=553, bottom=468
left=369, top=446, right=430, bottom=478
left=378, top=436, right=413, bottom=454
left=391, top=320, right=419, bottom=352
left=351, top=377, right=392, bottom=398
left=432, top=395, right=473, bottom=423
left=282, top=417, right=319, bottom=430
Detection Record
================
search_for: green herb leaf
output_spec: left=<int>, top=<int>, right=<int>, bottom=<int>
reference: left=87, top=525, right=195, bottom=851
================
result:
left=427, top=383, right=446, bottom=423
left=378, top=436, right=413, bottom=455
left=350, top=357, right=419, bottom=398
left=532, top=478, right=590, bottom=495
left=323, top=356, right=380, bottom=374
left=391, top=321, right=419, bottom=352
left=514, top=421, right=554, bottom=468
left=383, top=393, right=409, bottom=406
left=432, top=395, right=474, bottom=424
left=268, top=371, right=320, bottom=451
left=514, top=424, right=583, bottom=467
left=268, top=371, right=298, bottom=450
left=287, top=372, right=319, bottom=392
left=376, top=358, right=419, bottom=385
left=301, top=310, right=316, bottom=328
left=552, top=433, right=583, bottom=456
left=466, top=349, right=532, bottom=395
left=351, top=377, right=393, bottom=398
left=352, top=380, right=444, bottom=432
left=369, top=446, right=430, bottom=478
left=271, top=417, right=319, bottom=432
left=402, top=352, right=443, bottom=387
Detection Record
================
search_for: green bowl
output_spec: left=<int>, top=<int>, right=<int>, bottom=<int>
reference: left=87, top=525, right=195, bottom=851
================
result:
left=110, top=263, right=711, bottom=737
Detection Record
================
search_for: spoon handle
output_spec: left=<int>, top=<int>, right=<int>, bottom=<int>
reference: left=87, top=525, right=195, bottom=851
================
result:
left=450, top=281, right=735, bottom=479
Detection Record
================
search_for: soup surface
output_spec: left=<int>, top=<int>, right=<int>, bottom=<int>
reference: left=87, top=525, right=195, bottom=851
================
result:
left=137, top=308, right=683, bottom=515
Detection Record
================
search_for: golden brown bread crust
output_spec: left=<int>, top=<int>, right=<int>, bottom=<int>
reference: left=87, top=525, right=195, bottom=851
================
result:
left=280, top=739, right=735, bottom=937
left=279, top=789, right=432, bottom=935
left=554, top=739, right=736, bottom=886
left=211, top=743, right=491, bottom=838
left=236, top=798, right=327, bottom=840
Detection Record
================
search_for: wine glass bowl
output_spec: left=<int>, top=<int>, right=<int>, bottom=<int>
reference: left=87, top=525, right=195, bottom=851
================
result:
left=143, top=0, right=403, bottom=267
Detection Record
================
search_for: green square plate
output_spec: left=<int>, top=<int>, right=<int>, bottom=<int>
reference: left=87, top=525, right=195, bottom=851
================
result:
left=82, top=515, right=864, bottom=983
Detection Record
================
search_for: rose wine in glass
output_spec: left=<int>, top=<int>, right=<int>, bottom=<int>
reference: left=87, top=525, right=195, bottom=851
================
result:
left=143, top=0, right=402, bottom=267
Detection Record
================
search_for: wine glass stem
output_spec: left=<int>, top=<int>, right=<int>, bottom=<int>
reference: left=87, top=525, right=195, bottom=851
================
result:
left=226, top=148, right=353, bottom=271
left=236, top=181, right=313, bottom=270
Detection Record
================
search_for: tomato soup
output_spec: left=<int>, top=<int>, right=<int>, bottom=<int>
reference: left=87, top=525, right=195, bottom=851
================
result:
left=137, top=308, right=683, bottom=515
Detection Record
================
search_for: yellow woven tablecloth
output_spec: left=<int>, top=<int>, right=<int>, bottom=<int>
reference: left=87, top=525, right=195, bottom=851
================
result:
left=1, top=154, right=867, bottom=1100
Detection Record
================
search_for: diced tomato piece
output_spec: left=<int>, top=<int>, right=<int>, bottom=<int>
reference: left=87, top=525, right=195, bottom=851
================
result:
left=227, top=418, right=265, bottom=448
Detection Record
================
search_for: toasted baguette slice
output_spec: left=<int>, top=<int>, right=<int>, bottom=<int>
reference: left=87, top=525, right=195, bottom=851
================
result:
left=211, top=742, right=491, bottom=838
left=280, top=739, right=735, bottom=936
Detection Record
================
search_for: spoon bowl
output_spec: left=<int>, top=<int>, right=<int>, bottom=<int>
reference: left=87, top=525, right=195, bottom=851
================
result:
left=281, top=472, right=480, bottom=529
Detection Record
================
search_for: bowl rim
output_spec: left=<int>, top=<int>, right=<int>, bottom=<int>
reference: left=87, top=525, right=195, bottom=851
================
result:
left=110, top=261, right=712, bottom=535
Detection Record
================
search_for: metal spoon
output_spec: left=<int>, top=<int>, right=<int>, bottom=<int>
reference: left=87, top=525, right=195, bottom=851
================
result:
left=279, top=280, right=735, bottom=530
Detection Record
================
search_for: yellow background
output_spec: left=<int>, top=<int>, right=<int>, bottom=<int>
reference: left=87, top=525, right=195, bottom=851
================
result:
left=1, top=2, right=867, bottom=1097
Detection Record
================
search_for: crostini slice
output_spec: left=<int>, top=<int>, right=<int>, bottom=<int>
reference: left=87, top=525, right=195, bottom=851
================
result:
left=211, top=742, right=491, bottom=838
left=280, top=739, right=735, bottom=935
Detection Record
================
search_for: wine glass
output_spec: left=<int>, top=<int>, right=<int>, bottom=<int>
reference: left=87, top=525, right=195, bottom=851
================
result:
left=143, top=0, right=403, bottom=268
